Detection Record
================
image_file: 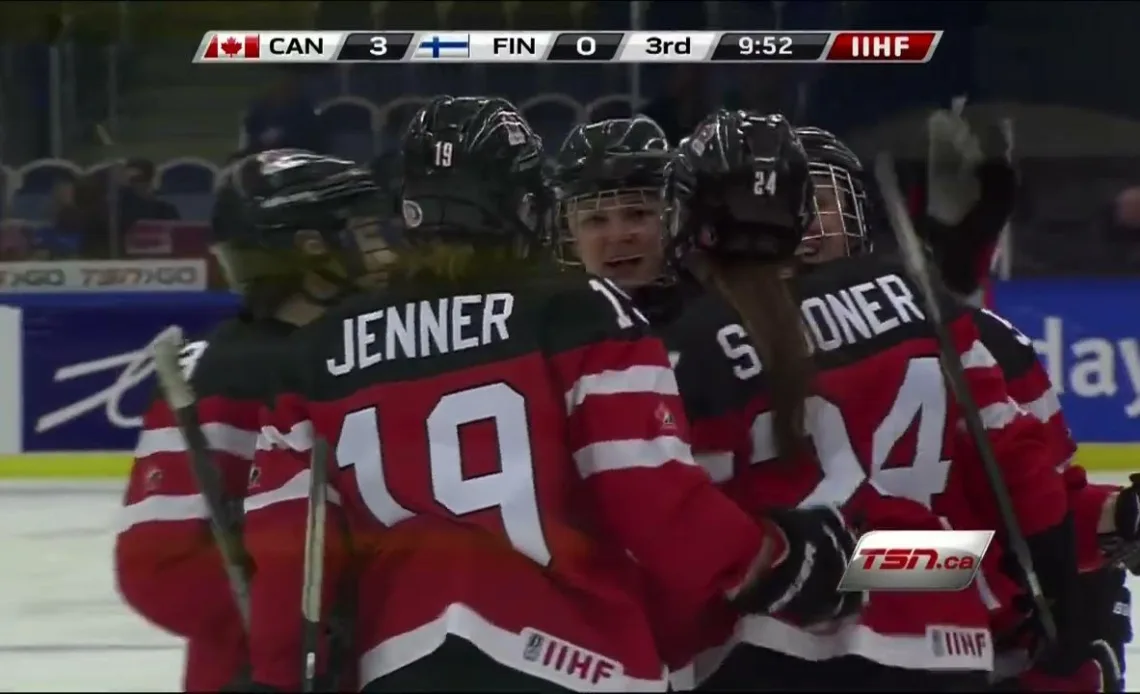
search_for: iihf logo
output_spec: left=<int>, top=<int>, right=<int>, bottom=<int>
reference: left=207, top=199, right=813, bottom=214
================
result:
left=523, top=632, right=544, bottom=662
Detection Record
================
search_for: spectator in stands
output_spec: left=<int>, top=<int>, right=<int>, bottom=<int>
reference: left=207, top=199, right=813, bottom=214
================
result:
left=640, top=65, right=708, bottom=145
left=47, top=179, right=85, bottom=257
left=1109, top=186, right=1140, bottom=267
left=240, top=69, right=324, bottom=155
left=52, top=174, right=112, bottom=258
left=116, top=157, right=179, bottom=250
left=1113, top=187, right=1140, bottom=228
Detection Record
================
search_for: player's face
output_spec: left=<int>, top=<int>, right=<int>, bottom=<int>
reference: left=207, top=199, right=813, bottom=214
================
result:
left=348, top=215, right=398, bottom=287
left=797, top=177, right=850, bottom=265
left=568, top=190, right=665, bottom=288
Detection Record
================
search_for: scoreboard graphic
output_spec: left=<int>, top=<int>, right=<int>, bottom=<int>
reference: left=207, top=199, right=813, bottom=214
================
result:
left=195, top=30, right=942, bottom=64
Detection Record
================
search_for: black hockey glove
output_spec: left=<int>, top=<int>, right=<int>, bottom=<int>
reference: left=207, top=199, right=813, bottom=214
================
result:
left=731, top=506, right=863, bottom=625
left=920, top=100, right=1017, bottom=297
left=1001, top=515, right=1090, bottom=657
left=1112, top=474, right=1140, bottom=541
left=1099, top=474, right=1140, bottom=574
left=1078, top=568, right=1132, bottom=683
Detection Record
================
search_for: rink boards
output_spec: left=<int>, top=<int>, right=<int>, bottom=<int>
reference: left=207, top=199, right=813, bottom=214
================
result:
left=0, top=443, right=1133, bottom=479
left=0, top=281, right=1136, bottom=479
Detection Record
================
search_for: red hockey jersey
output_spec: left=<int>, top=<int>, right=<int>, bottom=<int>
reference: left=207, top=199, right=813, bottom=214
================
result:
left=660, top=255, right=1068, bottom=681
left=243, top=278, right=773, bottom=692
left=114, top=316, right=294, bottom=691
left=973, top=307, right=1118, bottom=570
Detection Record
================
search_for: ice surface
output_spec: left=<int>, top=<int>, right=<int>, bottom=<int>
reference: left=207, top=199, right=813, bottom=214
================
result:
left=2, top=476, right=1139, bottom=691
left=0, top=481, right=181, bottom=691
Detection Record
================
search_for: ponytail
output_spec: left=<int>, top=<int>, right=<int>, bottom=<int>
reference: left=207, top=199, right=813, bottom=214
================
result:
left=705, top=258, right=814, bottom=460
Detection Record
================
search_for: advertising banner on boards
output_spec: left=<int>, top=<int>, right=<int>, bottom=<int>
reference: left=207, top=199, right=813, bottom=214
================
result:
left=12, top=292, right=239, bottom=452
left=0, top=279, right=1135, bottom=458
left=0, top=259, right=207, bottom=293
left=993, top=279, right=1139, bottom=443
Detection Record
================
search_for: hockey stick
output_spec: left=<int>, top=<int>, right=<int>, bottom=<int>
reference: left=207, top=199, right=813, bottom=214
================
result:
left=873, top=152, right=1058, bottom=645
left=301, top=437, right=331, bottom=694
left=151, top=329, right=252, bottom=631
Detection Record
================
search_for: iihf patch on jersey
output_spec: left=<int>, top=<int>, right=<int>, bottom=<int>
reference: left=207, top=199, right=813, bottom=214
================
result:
left=519, top=628, right=623, bottom=685
left=926, top=625, right=991, bottom=668
left=523, top=631, right=544, bottom=662
left=143, top=465, right=163, bottom=493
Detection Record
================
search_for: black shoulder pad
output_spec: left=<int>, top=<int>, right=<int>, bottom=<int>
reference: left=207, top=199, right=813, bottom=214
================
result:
left=971, top=307, right=1039, bottom=380
left=190, top=317, right=296, bottom=402
left=664, top=293, right=761, bottom=421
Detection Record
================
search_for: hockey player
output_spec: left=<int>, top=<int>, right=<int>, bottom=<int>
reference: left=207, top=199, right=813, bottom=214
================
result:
left=549, top=115, right=696, bottom=325
left=912, top=106, right=1134, bottom=690
left=657, top=109, right=1019, bottom=690
left=114, top=149, right=395, bottom=691
left=240, top=96, right=860, bottom=692
left=768, top=121, right=1120, bottom=691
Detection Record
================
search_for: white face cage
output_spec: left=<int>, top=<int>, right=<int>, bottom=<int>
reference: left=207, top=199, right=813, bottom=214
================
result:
left=801, top=159, right=869, bottom=256
left=556, top=186, right=665, bottom=265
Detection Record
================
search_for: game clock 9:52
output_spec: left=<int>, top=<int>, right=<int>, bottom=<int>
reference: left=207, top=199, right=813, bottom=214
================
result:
left=710, top=31, right=832, bottom=62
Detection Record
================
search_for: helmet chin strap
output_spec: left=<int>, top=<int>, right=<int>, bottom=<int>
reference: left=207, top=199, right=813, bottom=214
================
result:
left=299, top=230, right=372, bottom=306
left=301, top=268, right=357, bottom=307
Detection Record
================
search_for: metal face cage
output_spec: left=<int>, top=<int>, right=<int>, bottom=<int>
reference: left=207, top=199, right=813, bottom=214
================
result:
left=800, top=159, right=869, bottom=258
left=556, top=186, right=666, bottom=266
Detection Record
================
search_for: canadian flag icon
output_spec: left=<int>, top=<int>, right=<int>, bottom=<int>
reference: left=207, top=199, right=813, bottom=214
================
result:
left=201, top=33, right=261, bottom=60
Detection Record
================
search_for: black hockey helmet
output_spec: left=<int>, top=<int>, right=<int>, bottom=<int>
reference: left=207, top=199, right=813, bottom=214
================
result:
left=551, top=115, right=670, bottom=198
left=666, top=110, right=814, bottom=269
left=794, top=126, right=872, bottom=257
left=549, top=115, right=672, bottom=263
left=210, top=149, right=398, bottom=301
left=400, top=95, right=551, bottom=252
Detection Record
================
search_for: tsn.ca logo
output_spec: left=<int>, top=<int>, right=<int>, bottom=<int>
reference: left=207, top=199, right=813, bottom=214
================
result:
left=837, top=530, right=994, bottom=592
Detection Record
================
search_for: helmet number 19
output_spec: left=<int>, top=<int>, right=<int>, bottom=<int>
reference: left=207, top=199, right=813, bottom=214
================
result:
left=753, top=170, right=777, bottom=196
left=434, top=141, right=454, bottom=168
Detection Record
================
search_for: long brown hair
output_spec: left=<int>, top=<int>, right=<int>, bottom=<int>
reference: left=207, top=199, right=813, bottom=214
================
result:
left=386, top=241, right=554, bottom=292
left=702, top=256, right=814, bottom=460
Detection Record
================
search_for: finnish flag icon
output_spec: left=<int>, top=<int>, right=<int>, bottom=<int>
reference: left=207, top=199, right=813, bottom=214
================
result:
left=415, top=33, right=471, bottom=59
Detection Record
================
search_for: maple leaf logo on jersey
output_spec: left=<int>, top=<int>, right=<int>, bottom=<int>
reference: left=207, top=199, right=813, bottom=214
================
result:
left=143, top=465, right=163, bottom=493
left=655, top=402, right=677, bottom=433
left=221, top=37, right=241, bottom=56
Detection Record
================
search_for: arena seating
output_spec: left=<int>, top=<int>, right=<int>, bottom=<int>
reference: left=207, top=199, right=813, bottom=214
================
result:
left=1, top=93, right=641, bottom=224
